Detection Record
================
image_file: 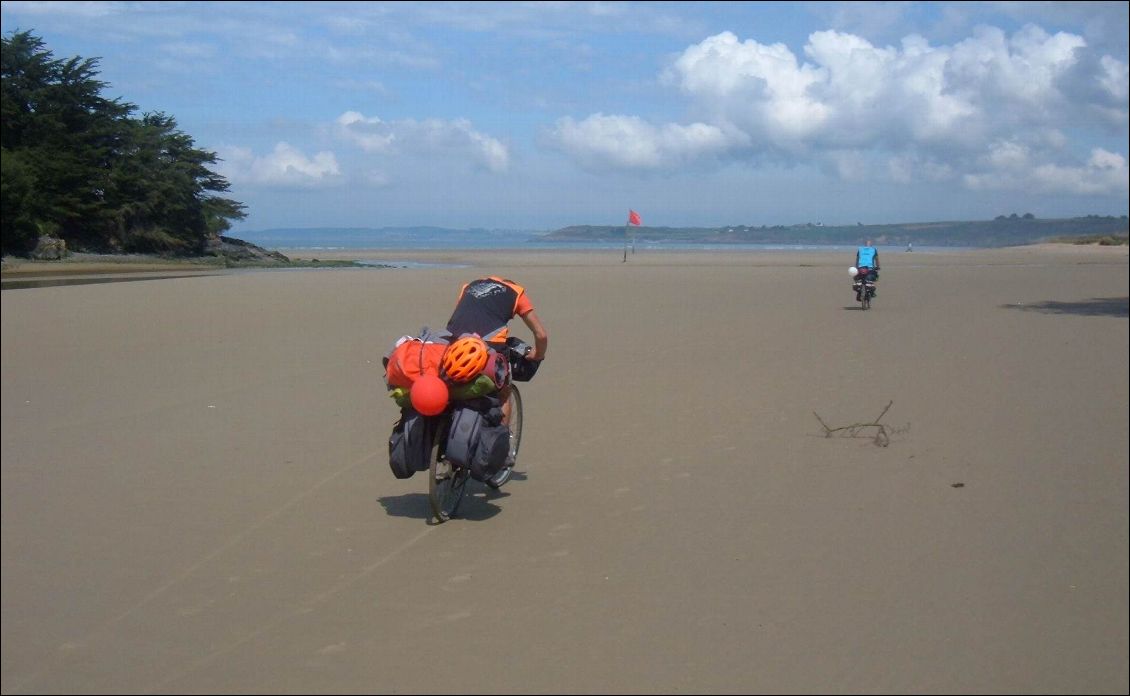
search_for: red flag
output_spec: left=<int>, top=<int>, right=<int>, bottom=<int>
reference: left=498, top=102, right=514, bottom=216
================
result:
left=628, top=209, right=641, bottom=226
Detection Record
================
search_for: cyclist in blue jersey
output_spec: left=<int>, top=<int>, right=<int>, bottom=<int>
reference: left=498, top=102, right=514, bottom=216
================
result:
left=855, top=240, right=880, bottom=298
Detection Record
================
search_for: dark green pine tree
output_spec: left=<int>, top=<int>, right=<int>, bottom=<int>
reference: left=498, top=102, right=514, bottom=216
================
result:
left=2, top=30, right=245, bottom=257
left=106, top=112, right=245, bottom=254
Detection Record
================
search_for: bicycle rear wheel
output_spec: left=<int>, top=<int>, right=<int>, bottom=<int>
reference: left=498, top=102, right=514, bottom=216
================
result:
left=428, top=417, right=468, bottom=522
left=486, top=385, right=523, bottom=489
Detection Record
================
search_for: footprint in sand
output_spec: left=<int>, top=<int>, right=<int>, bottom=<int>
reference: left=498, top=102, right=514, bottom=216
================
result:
left=434, top=573, right=474, bottom=593
left=443, top=610, right=473, bottom=623
left=177, top=598, right=217, bottom=617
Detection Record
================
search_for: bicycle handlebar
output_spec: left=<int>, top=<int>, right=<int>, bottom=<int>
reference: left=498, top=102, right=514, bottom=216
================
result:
left=505, top=336, right=533, bottom=358
left=504, top=336, right=540, bottom=382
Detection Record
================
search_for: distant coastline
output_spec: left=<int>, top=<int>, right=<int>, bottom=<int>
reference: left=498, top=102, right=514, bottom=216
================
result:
left=4, top=215, right=1126, bottom=287
left=229, top=215, right=1128, bottom=251
left=538, top=215, right=1129, bottom=248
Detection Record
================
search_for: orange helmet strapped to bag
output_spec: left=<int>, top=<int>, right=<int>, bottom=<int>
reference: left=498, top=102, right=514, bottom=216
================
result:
left=442, top=334, right=490, bottom=383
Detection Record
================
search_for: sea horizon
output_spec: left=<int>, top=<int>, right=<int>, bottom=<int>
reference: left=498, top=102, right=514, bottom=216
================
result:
left=232, top=227, right=969, bottom=253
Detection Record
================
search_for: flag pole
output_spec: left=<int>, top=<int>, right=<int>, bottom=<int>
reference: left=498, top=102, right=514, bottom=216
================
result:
left=624, top=209, right=641, bottom=262
left=623, top=210, right=629, bottom=262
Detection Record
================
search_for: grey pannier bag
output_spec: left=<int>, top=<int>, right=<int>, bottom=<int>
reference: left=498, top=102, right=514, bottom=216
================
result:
left=444, top=395, right=507, bottom=482
left=443, top=406, right=482, bottom=472
left=471, top=422, right=510, bottom=482
left=388, top=408, right=433, bottom=479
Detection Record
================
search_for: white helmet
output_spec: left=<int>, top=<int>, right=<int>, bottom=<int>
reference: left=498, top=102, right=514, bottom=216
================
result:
left=848, top=266, right=858, bottom=277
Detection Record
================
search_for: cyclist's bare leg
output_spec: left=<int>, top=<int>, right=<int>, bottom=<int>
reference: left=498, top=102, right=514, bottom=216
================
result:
left=499, top=384, right=512, bottom=426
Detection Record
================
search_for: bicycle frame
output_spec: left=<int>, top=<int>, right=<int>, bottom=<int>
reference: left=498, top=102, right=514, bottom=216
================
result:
left=853, top=268, right=876, bottom=309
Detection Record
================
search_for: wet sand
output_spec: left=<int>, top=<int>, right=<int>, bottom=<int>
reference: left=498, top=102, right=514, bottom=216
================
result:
left=2, top=245, right=1127, bottom=693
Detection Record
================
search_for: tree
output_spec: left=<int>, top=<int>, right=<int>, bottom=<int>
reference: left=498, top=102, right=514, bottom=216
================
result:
left=2, top=31, right=133, bottom=251
left=0, top=147, right=39, bottom=253
left=105, top=112, right=244, bottom=253
left=1, top=30, right=245, bottom=256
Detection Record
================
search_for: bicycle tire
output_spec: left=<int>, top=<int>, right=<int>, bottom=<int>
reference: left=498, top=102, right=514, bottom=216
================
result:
left=428, top=416, right=467, bottom=522
left=486, top=385, right=523, bottom=489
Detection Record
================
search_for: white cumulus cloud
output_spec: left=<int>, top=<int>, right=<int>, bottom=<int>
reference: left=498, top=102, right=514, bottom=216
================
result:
left=336, top=111, right=509, bottom=173
left=671, top=31, right=830, bottom=145
left=215, top=142, right=341, bottom=188
left=1099, top=55, right=1129, bottom=101
left=336, top=111, right=397, bottom=153
left=964, top=145, right=1128, bottom=195
left=546, top=113, right=735, bottom=170
left=669, top=26, right=1087, bottom=150
left=552, top=24, right=1127, bottom=198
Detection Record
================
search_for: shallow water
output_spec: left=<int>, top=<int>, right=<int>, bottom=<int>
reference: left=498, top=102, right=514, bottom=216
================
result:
left=0, top=272, right=227, bottom=290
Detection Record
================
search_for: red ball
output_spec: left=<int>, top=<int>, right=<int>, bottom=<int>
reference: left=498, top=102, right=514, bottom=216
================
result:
left=410, top=374, right=449, bottom=416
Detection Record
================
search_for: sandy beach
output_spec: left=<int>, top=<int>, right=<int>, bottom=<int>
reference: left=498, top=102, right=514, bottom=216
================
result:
left=2, top=244, right=1127, bottom=694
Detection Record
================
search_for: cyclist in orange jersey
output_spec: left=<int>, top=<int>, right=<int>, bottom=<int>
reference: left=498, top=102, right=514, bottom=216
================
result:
left=447, top=276, right=547, bottom=356
left=446, top=276, right=548, bottom=421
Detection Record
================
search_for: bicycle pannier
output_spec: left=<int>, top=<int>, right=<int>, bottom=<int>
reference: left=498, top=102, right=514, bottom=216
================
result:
left=471, top=423, right=510, bottom=482
left=444, top=406, right=483, bottom=470
left=444, top=394, right=509, bottom=482
left=388, top=408, right=432, bottom=479
left=509, top=354, right=540, bottom=382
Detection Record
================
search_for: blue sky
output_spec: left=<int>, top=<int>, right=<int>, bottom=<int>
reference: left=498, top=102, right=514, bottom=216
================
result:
left=2, top=1, right=1127, bottom=233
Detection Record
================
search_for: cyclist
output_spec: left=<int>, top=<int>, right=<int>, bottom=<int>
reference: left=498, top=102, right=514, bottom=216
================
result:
left=446, top=274, right=547, bottom=417
left=855, top=239, right=880, bottom=298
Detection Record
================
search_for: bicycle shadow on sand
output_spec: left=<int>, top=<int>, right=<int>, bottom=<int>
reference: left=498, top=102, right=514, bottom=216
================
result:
left=377, top=487, right=508, bottom=522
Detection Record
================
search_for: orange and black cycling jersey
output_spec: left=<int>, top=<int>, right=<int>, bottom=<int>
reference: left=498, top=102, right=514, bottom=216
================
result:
left=446, top=276, right=533, bottom=346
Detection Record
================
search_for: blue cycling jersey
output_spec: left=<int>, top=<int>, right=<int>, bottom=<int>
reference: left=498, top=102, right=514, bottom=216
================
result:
left=856, top=246, right=877, bottom=268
